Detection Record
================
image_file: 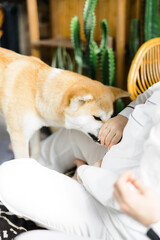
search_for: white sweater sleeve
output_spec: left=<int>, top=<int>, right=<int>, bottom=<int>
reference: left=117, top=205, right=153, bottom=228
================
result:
left=77, top=165, right=117, bottom=206
left=119, top=82, right=160, bottom=118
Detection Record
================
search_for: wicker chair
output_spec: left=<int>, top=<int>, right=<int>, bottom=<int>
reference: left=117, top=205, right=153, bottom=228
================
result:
left=127, top=38, right=160, bottom=100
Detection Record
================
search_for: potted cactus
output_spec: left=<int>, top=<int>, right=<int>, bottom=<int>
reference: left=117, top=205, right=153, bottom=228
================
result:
left=70, top=0, right=115, bottom=87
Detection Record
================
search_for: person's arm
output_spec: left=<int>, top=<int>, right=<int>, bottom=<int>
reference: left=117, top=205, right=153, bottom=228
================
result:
left=98, top=115, right=128, bottom=149
left=98, top=83, right=158, bottom=149
left=113, top=171, right=160, bottom=240
left=119, top=82, right=160, bottom=119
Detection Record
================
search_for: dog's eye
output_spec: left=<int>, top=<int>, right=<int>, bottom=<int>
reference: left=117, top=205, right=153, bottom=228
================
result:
left=93, top=116, right=101, bottom=121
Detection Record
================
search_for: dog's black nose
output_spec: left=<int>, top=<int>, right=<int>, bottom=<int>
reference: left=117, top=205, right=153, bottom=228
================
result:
left=88, top=133, right=100, bottom=143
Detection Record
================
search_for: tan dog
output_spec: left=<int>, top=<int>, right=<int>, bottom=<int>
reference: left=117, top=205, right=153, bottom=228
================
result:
left=0, top=48, right=129, bottom=159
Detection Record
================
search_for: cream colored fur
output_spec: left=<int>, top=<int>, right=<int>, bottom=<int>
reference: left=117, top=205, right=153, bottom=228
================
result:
left=0, top=48, right=129, bottom=159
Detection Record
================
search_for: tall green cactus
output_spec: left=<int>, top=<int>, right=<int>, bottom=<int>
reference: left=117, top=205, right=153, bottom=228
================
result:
left=84, top=12, right=98, bottom=79
left=70, top=16, right=83, bottom=74
left=144, top=0, right=160, bottom=41
left=100, top=19, right=109, bottom=51
left=70, top=0, right=115, bottom=85
left=100, top=47, right=115, bottom=86
left=99, top=19, right=115, bottom=86
left=129, top=18, right=140, bottom=62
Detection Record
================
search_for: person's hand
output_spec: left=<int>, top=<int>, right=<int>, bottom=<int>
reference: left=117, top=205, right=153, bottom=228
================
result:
left=114, top=171, right=160, bottom=227
left=98, top=115, right=128, bottom=149
left=72, top=158, right=87, bottom=180
left=93, top=159, right=102, bottom=167
left=72, top=159, right=102, bottom=181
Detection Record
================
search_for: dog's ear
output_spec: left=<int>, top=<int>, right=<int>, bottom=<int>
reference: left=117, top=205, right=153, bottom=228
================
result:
left=69, top=94, right=93, bottom=112
left=59, top=86, right=93, bottom=114
left=108, top=86, right=130, bottom=101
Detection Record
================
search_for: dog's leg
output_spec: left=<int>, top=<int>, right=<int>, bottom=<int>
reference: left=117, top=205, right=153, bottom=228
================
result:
left=30, top=130, right=40, bottom=159
left=9, top=132, right=29, bottom=159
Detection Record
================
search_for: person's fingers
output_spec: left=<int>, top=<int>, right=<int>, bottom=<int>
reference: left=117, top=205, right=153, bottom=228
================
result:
left=132, top=179, right=149, bottom=194
left=103, top=130, right=116, bottom=147
left=113, top=188, right=123, bottom=204
left=118, top=171, right=134, bottom=183
left=114, top=171, right=134, bottom=198
left=73, top=159, right=88, bottom=180
left=107, top=132, right=122, bottom=149
left=93, top=160, right=102, bottom=167
left=99, top=127, right=111, bottom=146
left=73, top=158, right=87, bottom=167
left=72, top=169, right=78, bottom=180
left=114, top=189, right=130, bottom=214
left=98, top=123, right=109, bottom=138
left=114, top=181, right=127, bottom=200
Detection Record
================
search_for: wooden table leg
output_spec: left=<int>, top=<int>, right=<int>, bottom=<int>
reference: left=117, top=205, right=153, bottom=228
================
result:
left=116, top=0, right=127, bottom=89
left=26, top=0, right=40, bottom=58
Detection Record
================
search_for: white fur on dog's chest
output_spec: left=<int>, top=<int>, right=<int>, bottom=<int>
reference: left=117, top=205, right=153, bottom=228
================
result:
left=23, top=112, right=45, bottom=140
left=23, top=112, right=62, bottom=140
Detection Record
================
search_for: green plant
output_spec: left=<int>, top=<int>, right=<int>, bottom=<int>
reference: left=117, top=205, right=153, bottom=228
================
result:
left=129, top=0, right=160, bottom=61
left=70, top=16, right=83, bottom=74
left=51, top=46, right=75, bottom=71
left=115, top=98, right=125, bottom=114
left=144, top=0, right=160, bottom=41
left=129, top=18, right=140, bottom=62
left=70, top=0, right=115, bottom=85
left=100, top=47, right=115, bottom=86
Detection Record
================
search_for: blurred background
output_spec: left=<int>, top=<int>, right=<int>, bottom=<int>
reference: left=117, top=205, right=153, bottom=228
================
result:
left=0, top=0, right=159, bottom=163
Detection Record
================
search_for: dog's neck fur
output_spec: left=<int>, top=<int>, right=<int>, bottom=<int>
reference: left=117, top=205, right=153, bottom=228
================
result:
left=35, top=67, right=65, bottom=126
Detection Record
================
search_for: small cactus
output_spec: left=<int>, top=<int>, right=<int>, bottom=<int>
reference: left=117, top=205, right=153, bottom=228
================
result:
left=51, top=46, right=75, bottom=71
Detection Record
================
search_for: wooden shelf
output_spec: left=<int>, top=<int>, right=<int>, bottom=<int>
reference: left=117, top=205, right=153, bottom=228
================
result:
left=32, top=36, right=114, bottom=50
left=27, top=0, right=129, bottom=88
left=32, top=37, right=74, bottom=49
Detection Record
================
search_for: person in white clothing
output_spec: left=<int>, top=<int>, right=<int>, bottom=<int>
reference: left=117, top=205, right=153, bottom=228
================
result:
left=1, top=82, right=160, bottom=240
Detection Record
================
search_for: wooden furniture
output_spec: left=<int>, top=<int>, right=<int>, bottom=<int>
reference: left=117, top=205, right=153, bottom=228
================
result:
left=0, top=4, right=4, bottom=39
left=26, top=0, right=140, bottom=88
left=116, top=0, right=127, bottom=89
left=127, top=38, right=160, bottom=100
left=26, top=0, right=40, bottom=57
left=26, top=0, right=116, bottom=56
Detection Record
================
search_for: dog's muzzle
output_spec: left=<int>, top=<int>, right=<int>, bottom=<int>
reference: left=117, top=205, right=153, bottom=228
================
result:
left=88, top=133, right=100, bottom=144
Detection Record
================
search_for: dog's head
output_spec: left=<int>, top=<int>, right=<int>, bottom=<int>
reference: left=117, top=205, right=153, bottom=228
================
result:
left=59, top=80, right=130, bottom=142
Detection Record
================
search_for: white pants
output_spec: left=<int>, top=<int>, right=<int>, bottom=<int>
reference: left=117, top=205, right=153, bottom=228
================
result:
left=2, top=89, right=160, bottom=240
left=0, top=130, right=110, bottom=240
left=15, top=230, right=99, bottom=240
